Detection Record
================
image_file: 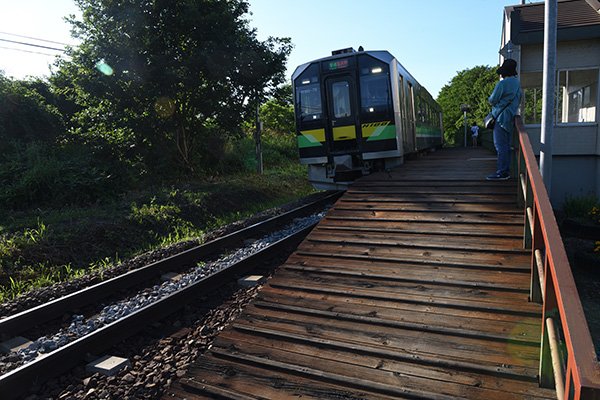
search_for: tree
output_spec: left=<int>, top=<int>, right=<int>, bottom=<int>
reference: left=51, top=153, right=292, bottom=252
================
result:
left=0, top=73, right=65, bottom=143
left=53, top=0, right=292, bottom=173
left=437, top=66, right=497, bottom=145
left=259, top=83, right=294, bottom=135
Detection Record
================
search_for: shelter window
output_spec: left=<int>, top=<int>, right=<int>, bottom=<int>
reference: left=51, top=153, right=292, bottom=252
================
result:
left=557, top=69, right=598, bottom=123
left=521, top=71, right=543, bottom=125
left=521, top=69, right=598, bottom=125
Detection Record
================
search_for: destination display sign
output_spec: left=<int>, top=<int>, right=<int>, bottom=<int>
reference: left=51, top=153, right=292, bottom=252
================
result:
left=327, top=59, right=349, bottom=71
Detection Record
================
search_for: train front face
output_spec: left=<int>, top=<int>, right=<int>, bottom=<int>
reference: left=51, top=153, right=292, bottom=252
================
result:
left=292, top=51, right=399, bottom=190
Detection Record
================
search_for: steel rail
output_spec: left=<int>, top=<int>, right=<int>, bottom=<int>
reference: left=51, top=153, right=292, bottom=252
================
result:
left=515, top=117, right=600, bottom=399
left=0, top=191, right=341, bottom=337
left=0, top=222, right=316, bottom=400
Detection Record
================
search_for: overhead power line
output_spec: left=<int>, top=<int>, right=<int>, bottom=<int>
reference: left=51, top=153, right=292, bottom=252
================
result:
left=0, top=31, right=70, bottom=46
left=0, top=38, right=65, bottom=52
left=0, top=45, right=58, bottom=57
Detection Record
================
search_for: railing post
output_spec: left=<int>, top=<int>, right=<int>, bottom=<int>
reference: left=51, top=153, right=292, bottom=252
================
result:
left=517, top=142, right=525, bottom=208
left=530, top=204, right=544, bottom=303
left=540, top=259, right=559, bottom=389
left=524, top=177, right=534, bottom=249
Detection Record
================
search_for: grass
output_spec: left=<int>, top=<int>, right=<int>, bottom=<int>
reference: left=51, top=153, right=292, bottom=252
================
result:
left=0, top=162, right=315, bottom=302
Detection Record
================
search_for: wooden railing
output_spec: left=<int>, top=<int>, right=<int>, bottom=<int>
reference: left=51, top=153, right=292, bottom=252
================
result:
left=515, top=116, right=600, bottom=400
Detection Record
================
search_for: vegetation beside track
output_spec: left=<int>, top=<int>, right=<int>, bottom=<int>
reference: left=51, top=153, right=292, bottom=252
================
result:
left=0, top=0, right=306, bottom=302
left=0, top=158, right=314, bottom=302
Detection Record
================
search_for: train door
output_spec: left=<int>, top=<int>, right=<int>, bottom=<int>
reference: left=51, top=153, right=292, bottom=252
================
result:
left=405, top=82, right=416, bottom=152
left=324, top=76, right=358, bottom=154
left=398, top=75, right=409, bottom=154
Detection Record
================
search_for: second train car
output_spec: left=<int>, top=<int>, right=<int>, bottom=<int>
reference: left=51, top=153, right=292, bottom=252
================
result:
left=292, top=48, right=443, bottom=190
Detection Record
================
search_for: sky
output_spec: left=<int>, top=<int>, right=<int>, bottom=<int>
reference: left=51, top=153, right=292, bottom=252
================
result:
left=0, top=0, right=536, bottom=98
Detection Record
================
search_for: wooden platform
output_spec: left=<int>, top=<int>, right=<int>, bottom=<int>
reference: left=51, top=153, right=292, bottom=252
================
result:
left=164, top=147, right=556, bottom=399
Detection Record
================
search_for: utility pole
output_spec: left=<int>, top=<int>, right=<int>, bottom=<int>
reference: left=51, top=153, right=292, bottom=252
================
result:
left=255, top=100, right=264, bottom=174
left=540, top=0, right=557, bottom=194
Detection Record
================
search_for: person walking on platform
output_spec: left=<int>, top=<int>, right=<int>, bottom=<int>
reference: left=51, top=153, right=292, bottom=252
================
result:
left=486, top=59, right=521, bottom=181
left=470, top=124, right=479, bottom=148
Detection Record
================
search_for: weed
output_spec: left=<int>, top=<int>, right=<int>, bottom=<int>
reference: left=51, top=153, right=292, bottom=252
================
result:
left=23, top=219, right=47, bottom=243
left=563, top=194, right=600, bottom=219
left=8, top=276, right=26, bottom=298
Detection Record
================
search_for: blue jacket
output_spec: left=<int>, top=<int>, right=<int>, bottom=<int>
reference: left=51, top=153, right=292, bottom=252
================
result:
left=488, top=76, right=521, bottom=134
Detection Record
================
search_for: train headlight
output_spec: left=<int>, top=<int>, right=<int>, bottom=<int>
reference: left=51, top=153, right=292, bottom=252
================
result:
left=302, top=79, right=311, bottom=85
left=371, top=67, right=382, bottom=74
left=369, top=107, right=374, bottom=112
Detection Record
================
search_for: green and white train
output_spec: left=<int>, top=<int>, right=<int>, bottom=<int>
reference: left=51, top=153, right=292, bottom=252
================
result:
left=292, top=48, right=443, bottom=189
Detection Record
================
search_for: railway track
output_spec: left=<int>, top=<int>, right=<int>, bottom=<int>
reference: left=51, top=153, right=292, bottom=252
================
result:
left=0, top=191, right=341, bottom=399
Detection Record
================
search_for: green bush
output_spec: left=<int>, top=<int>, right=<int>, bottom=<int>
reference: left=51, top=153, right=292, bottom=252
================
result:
left=189, top=132, right=297, bottom=177
left=563, top=194, right=600, bottom=219
left=0, top=140, right=131, bottom=210
left=262, top=132, right=297, bottom=167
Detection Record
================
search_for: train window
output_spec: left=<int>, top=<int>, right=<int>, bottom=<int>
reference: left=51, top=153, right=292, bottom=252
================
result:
left=360, top=74, right=390, bottom=114
left=331, top=81, right=351, bottom=118
left=296, top=83, right=322, bottom=121
left=358, top=55, right=391, bottom=119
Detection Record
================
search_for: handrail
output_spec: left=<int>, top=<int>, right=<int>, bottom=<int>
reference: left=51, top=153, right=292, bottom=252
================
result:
left=515, top=116, right=600, bottom=399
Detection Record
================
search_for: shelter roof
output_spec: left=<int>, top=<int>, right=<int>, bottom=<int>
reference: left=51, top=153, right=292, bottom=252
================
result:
left=506, top=0, right=600, bottom=44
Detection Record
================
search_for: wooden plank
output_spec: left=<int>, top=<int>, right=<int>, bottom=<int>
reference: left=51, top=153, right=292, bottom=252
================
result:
left=283, top=254, right=532, bottom=288
left=209, top=347, right=461, bottom=400
left=164, top=386, right=215, bottom=400
left=214, top=331, right=556, bottom=399
left=226, top=323, right=530, bottom=381
left=249, top=299, right=539, bottom=345
left=185, top=354, right=399, bottom=400
left=351, top=180, right=516, bottom=188
left=309, top=229, right=526, bottom=252
left=326, top=209, right=523, bottom=224
left=315, top=223, right=523, bottom=239
left=256, top=289, right=540, bottom=338
left=347, top=186, right=516, bottom=195
left=235, top=309, right=542, bottom=372
left=333, top=200, right=520, bottom=213
left=259, top=285, right=538, bottom=326
left=342, top=193, right=517, bottom=203
left=320, top=218, right=524, bottom=236
left=295, top=242, right=530, bottom=271
left=178, top=379, right=256, bottom=400
left=269, top=270, right=539, bottom=315
left=340, top=194, right=517, bottom=204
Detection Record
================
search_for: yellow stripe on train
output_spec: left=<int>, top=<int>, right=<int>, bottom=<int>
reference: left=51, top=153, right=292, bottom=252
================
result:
left=299, top=128, right=326, bottom=143
left=361, top=121, right=391, bottom=138
left=332, top=125, right=356, bottom=141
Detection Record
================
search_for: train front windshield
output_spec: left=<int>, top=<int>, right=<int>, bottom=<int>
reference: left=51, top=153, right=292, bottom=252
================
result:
left=295, top=63, right=322, bottom=123
left=358, top=58, right=391, bottom=121
left=297, top=83, right=322, bottom=121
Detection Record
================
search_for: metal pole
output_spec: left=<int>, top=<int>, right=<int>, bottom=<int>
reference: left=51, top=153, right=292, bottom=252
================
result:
left=539, top=0, right=557, bottom=195
left=463, top=110, right=467, bottom=147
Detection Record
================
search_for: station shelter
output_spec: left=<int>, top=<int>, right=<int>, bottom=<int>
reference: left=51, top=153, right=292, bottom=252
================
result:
left=500, top=0, right=600, bottom=206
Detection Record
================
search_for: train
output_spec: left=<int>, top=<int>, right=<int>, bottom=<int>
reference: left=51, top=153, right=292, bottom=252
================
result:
left=292, top=48, right=443, bottom=190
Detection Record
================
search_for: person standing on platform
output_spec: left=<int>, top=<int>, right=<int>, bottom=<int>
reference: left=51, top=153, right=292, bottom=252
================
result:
left=470, top=124, right=479, bottom=148
left=486, top=58, right=521, bottom=181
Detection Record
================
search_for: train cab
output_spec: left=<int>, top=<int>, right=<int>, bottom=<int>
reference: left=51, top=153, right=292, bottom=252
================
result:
left=292, top=48, right=442, bottom=190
